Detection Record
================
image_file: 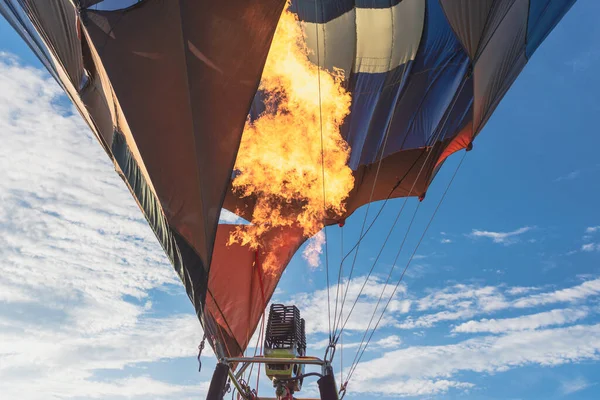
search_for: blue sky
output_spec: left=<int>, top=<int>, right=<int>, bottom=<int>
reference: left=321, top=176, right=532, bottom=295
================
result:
left=1, top=1, right=599, bottom=399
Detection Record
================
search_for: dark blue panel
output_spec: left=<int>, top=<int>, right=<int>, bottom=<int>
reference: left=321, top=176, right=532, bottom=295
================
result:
left=355, top=0, right=402, bottom=8
left=272, top=0, right=472, bottom=171
left=343, top=72, right=387, bottom=169
left=526, top=0, right=577, bottom=57
left=290, top=0, right=354, bottom=23
left=290, top=0, right=403, bottom=23
left=382, top=0, right=469, bottom=157
left=436, top=73, right=473, bottom=143
left=342, top=62, right=413, bottom=169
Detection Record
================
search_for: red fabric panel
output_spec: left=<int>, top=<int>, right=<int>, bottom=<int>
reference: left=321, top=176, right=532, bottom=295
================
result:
left=223, top=146, right=442, bottom=225
left=435, top=123, right=473, bottom=168
left=211, top=144, right=448, bottom=357
left=207, top=224, right=307, bottom=357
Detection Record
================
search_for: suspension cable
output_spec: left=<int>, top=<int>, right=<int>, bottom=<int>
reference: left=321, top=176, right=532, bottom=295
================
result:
left=332, top=58, right=413, bottom=338
left=313, top=0, right=333, bottom=341
left=332, top=65, right=472, bottom=340
left=339, top=226, right=344, bottom=386
left=345, top=152, right=467, bottom=384
left=339, top=198, right=422, bottom=345
left=345, top=200, right=422, bottom=375
left=333, top=146, right=432, bottom=341
left=331, top=150, right=423, bottom=338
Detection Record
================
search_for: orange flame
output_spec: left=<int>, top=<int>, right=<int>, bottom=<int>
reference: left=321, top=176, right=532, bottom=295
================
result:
left=229, top=5, right=354, bottom=266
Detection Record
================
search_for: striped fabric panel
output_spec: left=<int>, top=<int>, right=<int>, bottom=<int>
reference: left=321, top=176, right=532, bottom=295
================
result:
left=292, top=0, right=470, bottom=169
left=300, top=0, right=425, bottom=75
left=253, top=0, right=576, bottom=170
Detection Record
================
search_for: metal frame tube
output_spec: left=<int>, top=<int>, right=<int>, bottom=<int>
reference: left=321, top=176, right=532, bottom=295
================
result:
left=225, top=356, right=325, bottom=366
left=228, top=369, right=250, bottom=399
left=235, top=362, right=251, bottom=380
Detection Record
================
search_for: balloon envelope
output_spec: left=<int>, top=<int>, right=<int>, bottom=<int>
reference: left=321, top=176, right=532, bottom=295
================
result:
left=0, top=0, right=576, bottom=359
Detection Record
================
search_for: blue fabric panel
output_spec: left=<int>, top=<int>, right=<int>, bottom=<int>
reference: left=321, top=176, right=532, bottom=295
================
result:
left=526, top=0, right=577, bottom=57
left=343, top=62, right=413, bottom=169
left=436, top=73, right=473, bottom=143
left=382, top=0, right=469, bottom=157
left=290, top=0, right=403, bottom=23
left=287, top=0, right=471, bottom=170
left=343, top=72, right=387, bottom=169
left=290, top=0, right=355, bottom=23
left=354, top=0, right=402, bottom=8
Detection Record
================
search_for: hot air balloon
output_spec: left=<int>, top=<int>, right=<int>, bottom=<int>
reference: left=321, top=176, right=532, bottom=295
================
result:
left=0, top=0, right=577, bottom=399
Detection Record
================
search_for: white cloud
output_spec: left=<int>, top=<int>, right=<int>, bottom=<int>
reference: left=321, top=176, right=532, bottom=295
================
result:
left=555, top=170, right=581, bottom=181
left=453, top=308, right=589, bottom=334
left=582, top=243, right=600, bottom=252
left=0, top=374, right=208, bottom=400
left=585, top=226, right=600, bottom=234
left=0, top=54, right=205, bottom=399
left=349, top=378, right=474, bottom=397
left=302, top=230, right=325, bottom=268
left=291, top=276, right=410, bottom=335
left=350, top=323, right=600, bottom=396
left=469, top=226, right=532, bottom=244
left=416, top=284, right=508, bottom=312
left=398, top=309, right=477, bottom=330
left=567, top=49, right=600, bottom=72
left=441, top=238, right=452, bottom=244
left=506, top=286, right=539, bottom=295
left=313, top=334, right=402, bottom=351
left=513, top=278, right=600, bottom=308
left=399, top=279, right=600, bottom=330
left=561, top=377, right=595, bottom=395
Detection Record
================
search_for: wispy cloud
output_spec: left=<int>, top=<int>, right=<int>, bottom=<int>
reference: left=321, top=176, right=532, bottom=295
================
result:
left=582, top=243, right=600, bottom=252
left=513, top=278, right=600, bottom=308
left=350, top=324, right=600, bottom=396
left=555, top=170, right=581, bottom=182
left=506, top=286, right=539, bottom=296
left=0, top=54, right=204, bottom=399
left=585, top=226, right=600, bottom=234
left=567, top=49, right=600, bottom=72
left=560, top=377, right=595, bottom=395
left=302, top=230, right=325, bottom=268
left=396, top=279, right=600, bottom=330
left=291, top=276, right=410, bottom=335
left=453, top=308, right=589, bottom=334
left=469, top=226, right=532, bottom=244
left=313, top=334, right=402, bottom=351
left=416, top=284, right=508, bottom=312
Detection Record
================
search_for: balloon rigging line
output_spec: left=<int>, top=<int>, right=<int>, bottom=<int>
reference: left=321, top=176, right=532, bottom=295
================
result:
left=330, top=150, right=423, bottom=339
left=331, top=80, right=404, bottom=339
left=333, top=67, right=472, bottom=341
left=334, top=176, right=421, bottom=342
left=207, top=287, right=239, bottom=357
left=344, top=151, right=467, bottom=385
left=339, top=225, right=344, bottom=383
left=345, top=199, right=422, bottom=376
left=246, top=311, right=266, bottom=388
left=334, top=111, right=451, bottom=341
left=313, top=0, right=333, bottom=341
left=331, top=151, right=423, bottom=295
left=332, top=56, right=424, bottom=339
